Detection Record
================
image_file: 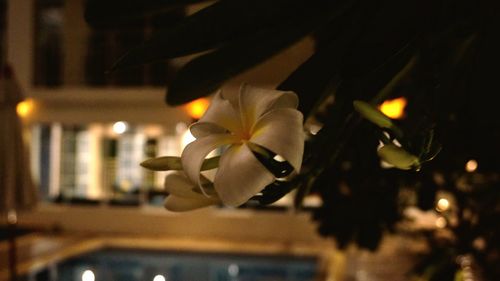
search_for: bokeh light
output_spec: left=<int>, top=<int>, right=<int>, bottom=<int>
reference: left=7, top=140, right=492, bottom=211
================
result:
left=16, top=98, right=35, bottom=118
left=112, top=121, right=128, bottom=134
left=379, top=97, right=407, bottom=119
left=435, top=217, right=447, bottom=228
left=184, top=98, right=210, bottom=119
left=81, top=270, right=95, bottom=281
left=465, top=159, right=478, bottom=172
left=436, top=198, right=450, bottom=212
left=153, top=275, right=166, bottom=281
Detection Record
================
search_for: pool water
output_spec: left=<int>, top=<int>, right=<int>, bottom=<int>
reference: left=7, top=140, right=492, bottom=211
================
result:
left=25, top=248, right=318, bottom=281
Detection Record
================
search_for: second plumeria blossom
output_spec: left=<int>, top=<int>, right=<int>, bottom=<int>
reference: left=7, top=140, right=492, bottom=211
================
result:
left=181, top=84, right=305, bottom=207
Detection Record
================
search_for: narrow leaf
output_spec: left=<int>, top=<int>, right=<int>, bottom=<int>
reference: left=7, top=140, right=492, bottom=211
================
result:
left=111, top=0, right=310, bottom=71
left=252, top=181, right=296, bottom=205
left=277, top=0, right=362, bottom=116
left=353, top=100, right=394, bottom=129
left=166, top=2, right=341, bottom=105
left=371, top=56, right=416, bottom=104
left=248, top=142, right=295, bottom=179
left=84, top=0, right=204, bottom=28
left=340, top=0, right=422, bottom=77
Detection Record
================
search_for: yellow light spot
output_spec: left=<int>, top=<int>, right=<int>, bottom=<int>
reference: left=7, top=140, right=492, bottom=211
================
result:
left=436, top=198, right=450, bottom=212
left=185, top=98, right=210, bottom=119
left=378, top=97, right=407, bottom=119
left=465, top=159, right=478, bottom=172
left=16, top=98, right=35, bottom=118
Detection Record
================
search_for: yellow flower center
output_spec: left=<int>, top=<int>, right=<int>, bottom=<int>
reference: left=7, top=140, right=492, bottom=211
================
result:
left=240, top=131, right=252, bottom=141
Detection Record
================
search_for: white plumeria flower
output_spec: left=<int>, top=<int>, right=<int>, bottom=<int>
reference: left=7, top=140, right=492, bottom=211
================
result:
left=181, top=84, right=305, bottom=207
left=163, top=171, right=220, bottom=211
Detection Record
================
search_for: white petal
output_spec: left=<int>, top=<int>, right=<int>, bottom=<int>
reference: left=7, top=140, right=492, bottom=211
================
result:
left=163, top=172, right=219, bottom=211
left=250, top=108, right=304, bottom=172
left=181, top=134, right=236, bottom=195
left=189, top=122, right=226, bottom=138
left=214, top=143, right=274, bottom=207
left=164, top=195, right=218, bottom=212
left=164, top=171, right=200, bottom=198
left=191, top=91, right=242, bottom=138
left=239, top=84, right=299, bottom=131
left=220, top=87, right=240, bottom=111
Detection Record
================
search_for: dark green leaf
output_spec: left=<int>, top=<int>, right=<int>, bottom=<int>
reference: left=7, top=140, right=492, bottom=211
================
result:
left=461, top=11, right=500, bottom=126
left=84, top=0, right=204, bottom=28
left=353, top=100, right=394, bottom=129
left=110, top=0, right=312, bottom=71
left=251, top=181, right=296, bottom=205
left=293, top=176, right=315, bottom=209
left=140, top=156, right=220, bottom=171
left=340, top=0, right=423, bottom=78
left=291, top=9, right=419, bottom=207
left=340, top=39, right=417, bottom=103
left=166, top=2, right=343, bottom=105
left=248, top=143, right=294, bottom=178
left=277, top=0, right=363, bottom=116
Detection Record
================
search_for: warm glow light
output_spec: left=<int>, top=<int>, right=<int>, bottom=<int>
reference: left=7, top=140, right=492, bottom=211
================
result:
left=185, top=98, right=210, bottom=119
left=7, top=210, right=17, bottom=224
left=153, top=275, right=166, bottom=281
left=436, top=198, right=450, bottom=212
left=465, top=159, right=478, bottom=172
left=435, top=217, right=447, bottom=228
left=16, top=98, right=34, bottom=118
left=378, top=97, right=407, bottom=119
left=82, top=270, right=95, bottom=281
left=112, top=121, right=128, bottom=134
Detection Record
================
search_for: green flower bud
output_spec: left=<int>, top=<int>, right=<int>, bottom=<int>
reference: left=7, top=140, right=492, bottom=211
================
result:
left=353, top=100, right=394, bottom=129
left=378, top=144, right=420, bottom=170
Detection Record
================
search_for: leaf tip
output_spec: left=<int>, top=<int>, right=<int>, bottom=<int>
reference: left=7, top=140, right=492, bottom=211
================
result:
left=140, top=158, right=155, bottom=170
left=353, top=100, right=394, bottom=129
